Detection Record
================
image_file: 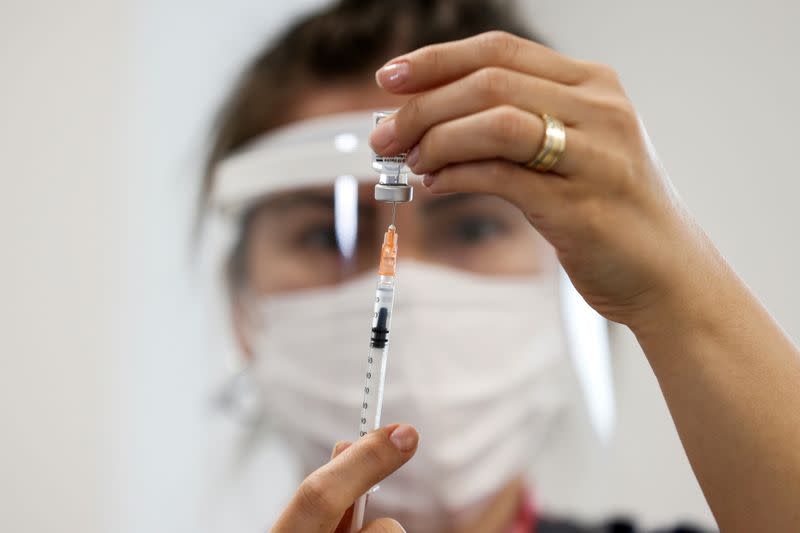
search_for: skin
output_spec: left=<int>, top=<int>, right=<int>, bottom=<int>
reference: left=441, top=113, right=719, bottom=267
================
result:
left=265, top=31, right=800, bottom=533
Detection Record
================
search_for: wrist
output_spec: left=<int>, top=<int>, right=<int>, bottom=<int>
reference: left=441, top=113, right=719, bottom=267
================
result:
left=627, top=228, right=740, bottom=352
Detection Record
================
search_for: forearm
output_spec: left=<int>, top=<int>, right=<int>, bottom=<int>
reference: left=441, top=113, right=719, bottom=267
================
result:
left=633, top=237, right=800, bottom=532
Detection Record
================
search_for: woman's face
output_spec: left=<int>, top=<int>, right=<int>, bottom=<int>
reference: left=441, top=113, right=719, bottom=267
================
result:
left=241, top=81, right=554, bottom=295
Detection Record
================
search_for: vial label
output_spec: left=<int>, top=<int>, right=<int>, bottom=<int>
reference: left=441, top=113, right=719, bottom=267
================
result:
left=373, top=111, right=409, bottom=174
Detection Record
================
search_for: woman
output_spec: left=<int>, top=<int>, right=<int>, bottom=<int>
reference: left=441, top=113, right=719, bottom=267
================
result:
left=202, top=1, right=800, bottom=532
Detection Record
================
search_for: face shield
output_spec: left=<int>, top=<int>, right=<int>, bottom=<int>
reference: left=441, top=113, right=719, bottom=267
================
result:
left=214, top=112, right=550, bottom=293
left=208, top=111, right=614, bottom=527
left=212, top=110, right=612, bottom=439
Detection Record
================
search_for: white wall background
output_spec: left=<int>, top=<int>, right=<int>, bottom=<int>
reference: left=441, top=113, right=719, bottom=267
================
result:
left=1, top=1, right=798, bottom=532
left=0, top=2, right=127, bottom=532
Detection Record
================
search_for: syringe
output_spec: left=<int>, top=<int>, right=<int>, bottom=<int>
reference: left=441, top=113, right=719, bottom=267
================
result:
left=349, top=224, right=398, bottom=533
left=349, top=111, right=411, bottom=532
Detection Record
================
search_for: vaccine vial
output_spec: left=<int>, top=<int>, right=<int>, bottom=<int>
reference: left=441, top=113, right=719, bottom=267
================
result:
left=372, top=111, right=414, bottom=203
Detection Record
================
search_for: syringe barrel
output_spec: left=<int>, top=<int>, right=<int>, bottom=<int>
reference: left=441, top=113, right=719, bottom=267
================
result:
left=359, top=276, right=395, bottom=437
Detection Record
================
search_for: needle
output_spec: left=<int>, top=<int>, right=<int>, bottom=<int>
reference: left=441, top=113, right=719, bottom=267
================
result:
left=391, top=201, right=397, bottom=226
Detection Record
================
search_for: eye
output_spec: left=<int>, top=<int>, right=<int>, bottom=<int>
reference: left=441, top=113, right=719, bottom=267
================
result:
left=297, top=224, right=339, bottom=251
left=451, top=216, right=508, bottom=244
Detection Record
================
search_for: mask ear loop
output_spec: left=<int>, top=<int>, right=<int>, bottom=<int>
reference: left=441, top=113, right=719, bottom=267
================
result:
left=213, top=285, right=283, bottom=481
left=214, top=363, right=263, bottom=425
left=213, top=357, right=277, bottom=474
left=210, top=206, right=266, bottom=428
left=213, top=286, right=265, bottom=425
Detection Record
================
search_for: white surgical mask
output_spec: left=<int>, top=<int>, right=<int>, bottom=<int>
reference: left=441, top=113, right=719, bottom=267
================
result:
left=250, top=261, right=570, bottom=532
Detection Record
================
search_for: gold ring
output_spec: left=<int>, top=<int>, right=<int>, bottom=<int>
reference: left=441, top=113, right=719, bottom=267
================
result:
left=526, top=114, right=566, bottom=172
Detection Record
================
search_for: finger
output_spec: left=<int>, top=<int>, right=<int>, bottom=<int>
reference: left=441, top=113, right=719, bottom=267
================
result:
left=329, top=443, right=353, bottom=533
left=375, top=31, right=589, bottom=94
left=330, top=441, right=352, bottom=460
left=423, top=159, right=568, bottom=225
left=271, top=424, right=418, bottom=533
left=370, top=67, right=581, bottom=155
left=409, top=106, right=585, bottom=177
left=360, top=518, right=407, bottom=532
left=333, top=505, right=355, bottom=533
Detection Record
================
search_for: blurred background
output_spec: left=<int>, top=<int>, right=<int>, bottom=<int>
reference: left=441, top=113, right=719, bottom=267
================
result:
left=1, top=1, right=798, bottom=532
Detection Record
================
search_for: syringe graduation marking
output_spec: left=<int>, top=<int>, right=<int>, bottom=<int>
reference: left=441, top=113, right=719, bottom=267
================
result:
left=361, top=306, right=389, bottom=436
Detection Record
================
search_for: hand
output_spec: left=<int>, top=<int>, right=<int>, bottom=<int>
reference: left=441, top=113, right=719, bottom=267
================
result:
left=270, top=424, right=418, bottom=533
left=370, top=31, right=717, bottom=331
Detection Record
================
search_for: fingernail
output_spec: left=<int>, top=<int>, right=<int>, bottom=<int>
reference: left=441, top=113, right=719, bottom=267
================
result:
left=369, top=117, right=397, bottom=151
left=406, top=145, right=420, bottom=167
left=376, top=61, right=410, bottom=90
left=330, top=441, right=351, bottom=459
left=389, top=520, right=407, bottom=533
left=422, top=173, right=437, bottom=187
left=389, top=424, right=417, bottom=452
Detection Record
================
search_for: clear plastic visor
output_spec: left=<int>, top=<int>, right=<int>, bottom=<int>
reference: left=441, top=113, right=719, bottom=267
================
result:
left=232, top=177, right=554, bottom=294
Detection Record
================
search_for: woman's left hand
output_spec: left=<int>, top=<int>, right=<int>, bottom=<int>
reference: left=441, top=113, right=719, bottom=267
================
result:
left=369, top=31, right=710, bottom=334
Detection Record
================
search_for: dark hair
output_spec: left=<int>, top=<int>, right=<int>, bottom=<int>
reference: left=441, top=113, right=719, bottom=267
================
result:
left=202, top=0, right=540, bottom=288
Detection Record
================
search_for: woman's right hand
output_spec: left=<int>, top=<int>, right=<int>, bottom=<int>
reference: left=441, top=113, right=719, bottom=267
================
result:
left=269, top=424, right=418, bottom=533
left=370, top=31, right=722, bottom=335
